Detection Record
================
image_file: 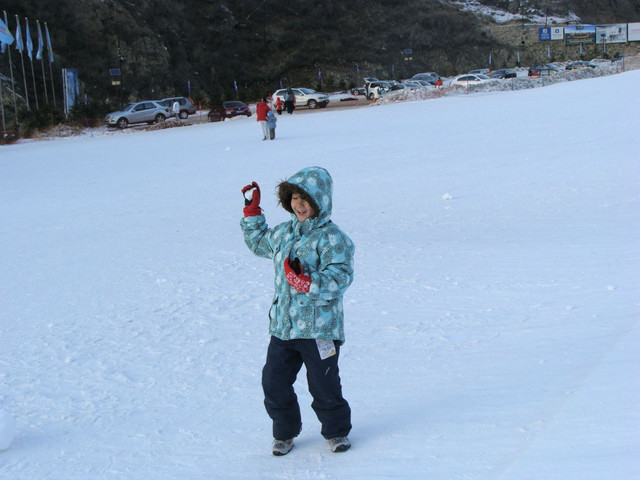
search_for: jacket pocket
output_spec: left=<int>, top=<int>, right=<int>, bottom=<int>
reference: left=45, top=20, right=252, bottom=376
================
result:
left=311, top=299, right=331, bottom=333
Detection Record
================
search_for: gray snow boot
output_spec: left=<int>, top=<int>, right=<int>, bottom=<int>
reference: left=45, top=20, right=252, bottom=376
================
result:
left=328, top=436, right=351, bottom=452
left=272, top=438, right=294, bottom=456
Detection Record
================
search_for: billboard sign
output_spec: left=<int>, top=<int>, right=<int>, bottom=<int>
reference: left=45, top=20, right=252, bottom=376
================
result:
left=596, top=24, right=627, bottom=44
left=539, top=27, right=564, bottom=41
left=565, top=25, right=596, bottom=45
left=629, top=23, right=640, bottom=42
left=539, top=27, right=552, bottom=41
left=62, top=68, right=80, bottom=116
left=551, top=27, right=564, bottom=40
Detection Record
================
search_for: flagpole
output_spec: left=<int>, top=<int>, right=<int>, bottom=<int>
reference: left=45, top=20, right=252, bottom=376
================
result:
left=45, top=22, right=56, bottom=107
left=16, top=15, right=29, bottom=111
left=40, top=52, right=49, bottom=104
left=1, top=71, right=6, bottom=136
left=37, top=20, right=49, bottom=104
left=25, top=17, right=39, bottom=110
left=48, top=54, right=55, bottom=107
left=3, top=11, right=18, bottom=123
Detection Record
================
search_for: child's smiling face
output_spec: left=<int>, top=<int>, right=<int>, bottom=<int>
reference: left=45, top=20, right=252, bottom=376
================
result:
left=291, top=193, right=315, bottom=222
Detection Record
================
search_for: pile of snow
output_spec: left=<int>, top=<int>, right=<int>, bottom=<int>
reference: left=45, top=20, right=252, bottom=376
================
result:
left=1, top=68, right=638, bottom=479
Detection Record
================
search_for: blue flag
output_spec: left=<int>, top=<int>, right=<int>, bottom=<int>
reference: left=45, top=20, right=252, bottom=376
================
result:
left=36, top=20, right=44, bottom=60
left=318, top=69, right=322, bottom=80
left=14, top=17, right=23, bottom=51
left=25, top=18, right=33, bottom=60
left=45, top=22, right=54, bottom=62
left=0, top=17, right=14, bottom=46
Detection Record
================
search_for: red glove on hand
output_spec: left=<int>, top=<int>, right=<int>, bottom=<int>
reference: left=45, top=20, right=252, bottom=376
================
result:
left=241, top=181, right=261, bottom=217
left=284, top=258, right=311, bottom=293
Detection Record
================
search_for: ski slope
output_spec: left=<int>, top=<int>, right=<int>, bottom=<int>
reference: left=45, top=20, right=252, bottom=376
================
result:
left=1, top=69, right=639, bottom=479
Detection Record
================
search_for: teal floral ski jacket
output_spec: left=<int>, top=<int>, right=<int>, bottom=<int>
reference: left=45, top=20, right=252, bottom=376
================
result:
left=241, top=167, right=355, bottom=344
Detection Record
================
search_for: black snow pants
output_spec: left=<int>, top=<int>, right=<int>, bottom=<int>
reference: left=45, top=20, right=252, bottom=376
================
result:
left=262, top=336, right=352, bottom=441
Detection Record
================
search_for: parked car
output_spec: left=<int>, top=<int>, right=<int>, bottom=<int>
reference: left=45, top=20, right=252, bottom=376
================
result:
left=105, top=101, right=170, bottom=129
left=405, top=79, right=433, bottom=88
left=468, top=68, right=490, bottom=75
left=158, top=97, right=197, bottom=119
left=490, top=68, right=517, bottom=79
left=403, top=81, right=424, bottom=89
left=528, top=63, right=562, bottom=78
left=271, top=88, right=329, bottom=109
left=449, top=74, right=494, bottom=87
left=365, top=81, right=392, bottom=99
left=409, top=72, right=440, bottom=84
left=565, top=61, right=597, bottom=70
left=207, top=101, right=252, bottom=122
left=388, top=83, right=406, bottom=92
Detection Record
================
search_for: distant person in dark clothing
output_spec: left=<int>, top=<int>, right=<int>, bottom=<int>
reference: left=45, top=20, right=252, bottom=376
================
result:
left=284, top=88, right=295, bottom=114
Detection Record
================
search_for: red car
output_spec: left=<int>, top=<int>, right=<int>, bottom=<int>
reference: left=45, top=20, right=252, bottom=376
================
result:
left=208, top=101, right=252, bottom=122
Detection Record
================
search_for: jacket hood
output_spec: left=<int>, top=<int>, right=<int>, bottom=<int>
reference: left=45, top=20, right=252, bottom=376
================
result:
left=282, top=166, right=333, bottom=226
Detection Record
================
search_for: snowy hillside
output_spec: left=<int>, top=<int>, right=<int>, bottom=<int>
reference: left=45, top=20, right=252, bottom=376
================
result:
left=1, top=69, right=639, bottom=479
left=450, top=0, right=580, bottom=24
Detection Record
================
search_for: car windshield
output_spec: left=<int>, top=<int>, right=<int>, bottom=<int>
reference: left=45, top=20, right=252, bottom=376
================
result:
left=123, top=103, right=136, bottom=111
left=477, top=74, right=490, bottom=79
left=299, top=88, right=316, bottom=94
left=224, top=102, right=244, bottom=108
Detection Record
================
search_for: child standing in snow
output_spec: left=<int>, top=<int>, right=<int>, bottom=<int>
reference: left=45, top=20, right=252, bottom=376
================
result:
left=240, top=166, right=355, bottom=456
left=172, top=100, right=181, bottom=122
left=266, top=111, right=277, bottom=140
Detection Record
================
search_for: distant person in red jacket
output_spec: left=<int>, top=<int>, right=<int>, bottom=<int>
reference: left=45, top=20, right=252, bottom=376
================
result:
left=274, top=97, right=283, bottom=115
left=256, top=98, right=271, bottom=141
left=435, top=77, right=443, bottom=88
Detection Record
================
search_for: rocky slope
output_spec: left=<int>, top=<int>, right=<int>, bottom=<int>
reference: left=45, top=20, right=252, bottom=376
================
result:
left=1, top=0, right=639, bottom=111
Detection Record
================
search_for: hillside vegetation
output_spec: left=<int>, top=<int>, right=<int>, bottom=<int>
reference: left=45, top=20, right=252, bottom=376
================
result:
left=1, top=0, right=639, bottom=112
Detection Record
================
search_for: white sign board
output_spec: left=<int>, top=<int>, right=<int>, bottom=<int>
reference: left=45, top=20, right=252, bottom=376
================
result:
left=628, top=23, right=640, bottom=42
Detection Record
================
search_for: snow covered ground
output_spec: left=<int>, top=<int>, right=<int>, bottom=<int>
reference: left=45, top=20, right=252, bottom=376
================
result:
left=1, top=67, right=639, bottom=479
left=450, top=0, right=580, bottom=24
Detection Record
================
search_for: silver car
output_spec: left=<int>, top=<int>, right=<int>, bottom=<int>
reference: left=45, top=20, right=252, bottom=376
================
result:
left=105, top=101, right=171, bottom=129
left=158, top=97, right=197, bottom=119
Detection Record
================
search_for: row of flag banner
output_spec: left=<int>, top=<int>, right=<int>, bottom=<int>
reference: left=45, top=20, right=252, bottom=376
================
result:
left=1, top=11, right=57, bottom=134
left=0, top=15, right=54, bottom=62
